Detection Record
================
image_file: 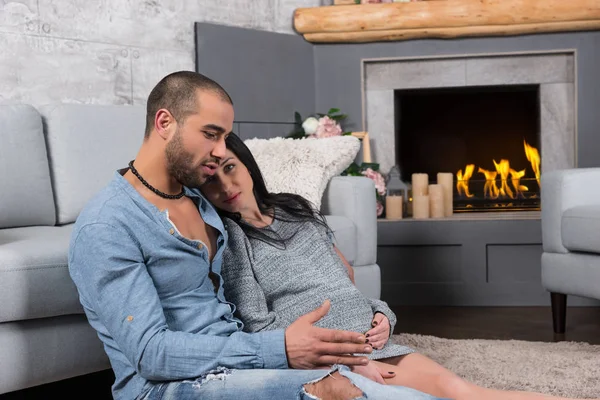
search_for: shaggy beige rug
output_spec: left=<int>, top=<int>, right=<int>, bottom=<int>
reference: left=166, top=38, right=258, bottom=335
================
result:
left=392, top=334, right=600, bottom=398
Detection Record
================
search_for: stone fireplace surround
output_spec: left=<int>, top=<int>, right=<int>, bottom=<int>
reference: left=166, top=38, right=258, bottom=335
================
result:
left=363, top=51, right=576, bottom=182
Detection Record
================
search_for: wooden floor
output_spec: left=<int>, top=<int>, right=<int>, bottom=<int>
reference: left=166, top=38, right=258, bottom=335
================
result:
left=3, top=306, right=600, bottom=399
left=392, top=306, right=600, bottom=345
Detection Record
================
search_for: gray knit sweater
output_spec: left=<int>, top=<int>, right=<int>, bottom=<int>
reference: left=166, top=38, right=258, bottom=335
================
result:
left=221, top=212, right=414, bottom=360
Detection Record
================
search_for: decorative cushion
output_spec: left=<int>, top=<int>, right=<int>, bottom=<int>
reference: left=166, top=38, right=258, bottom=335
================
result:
left=244, top=136, right=360, bottom=210
left=39, top=104, right=145, bottom=225
left=0, top=104, right=56, bottom=228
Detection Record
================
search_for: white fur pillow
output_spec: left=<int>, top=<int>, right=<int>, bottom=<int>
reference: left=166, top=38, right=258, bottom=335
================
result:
left=244, top=136, right=360, bottom=210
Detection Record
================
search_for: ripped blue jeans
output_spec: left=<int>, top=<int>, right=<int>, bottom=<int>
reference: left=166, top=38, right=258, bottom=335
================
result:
left=137, top=365, right=448, bottom=400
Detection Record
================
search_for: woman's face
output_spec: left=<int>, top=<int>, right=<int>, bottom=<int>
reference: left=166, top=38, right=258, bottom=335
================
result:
left=200, top=149, right=255, bottom=214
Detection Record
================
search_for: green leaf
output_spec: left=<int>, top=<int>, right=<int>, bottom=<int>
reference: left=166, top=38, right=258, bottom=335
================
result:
left=315, top=113, right=326, bottom=118
left=286, top=125, right=307, bottom=138
left=330, top=114, right=347, bottom=121
left=327, top=108, right=340, bottom=115
left=342, top=131, right=353, bottom=136
left=294, top=111, right=303, bottom=126
left=342, top=162, right=362, bottom=176
left=354, top=0, right=360, bottom=3
left=286, top=131, right=307, bottom=139
left=360, top=162, right=380, bottom=172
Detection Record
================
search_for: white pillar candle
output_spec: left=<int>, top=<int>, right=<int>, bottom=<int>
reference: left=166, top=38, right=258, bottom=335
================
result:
left=385, top=195, right=403, bottom=220
left=362, top=135, right=372, bottom=163
left=412, top=173, right=429, bottom=196
left=412, top=195, right=430, bottom=219
left=429, top=184, right=445, bottom=218
left=437, top=172, right=453, bottom=217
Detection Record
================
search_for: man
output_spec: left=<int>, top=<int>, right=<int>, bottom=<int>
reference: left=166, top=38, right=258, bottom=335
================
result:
left=68, top=71, right=444, bottom=400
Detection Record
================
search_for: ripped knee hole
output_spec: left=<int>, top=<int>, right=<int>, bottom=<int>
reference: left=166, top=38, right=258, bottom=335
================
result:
left=303, top=372, right=364, bottom=400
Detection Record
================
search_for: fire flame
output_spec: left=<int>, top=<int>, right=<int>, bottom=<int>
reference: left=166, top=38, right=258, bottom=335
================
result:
left=477, top=167, right=499, bottom=199
left=456, top=164, right=475, bottom=198
left=456, top=141, right=540, bottom=200
left=493, top=159, right=514, bottom=198
left=510, top=168, right=529, bottom=195
left=524, top=140, right=541, bottom=187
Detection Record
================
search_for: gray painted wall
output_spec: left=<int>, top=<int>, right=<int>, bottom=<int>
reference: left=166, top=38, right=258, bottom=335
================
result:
left=194, top=25, right=600, bottom=306
left=196, top=23, right=315, bottom=123
left=195, top=25, right=600, bottom=168
left=195, top=22, right=314, bottom=139
left=0, top=0, right=319, bottom=108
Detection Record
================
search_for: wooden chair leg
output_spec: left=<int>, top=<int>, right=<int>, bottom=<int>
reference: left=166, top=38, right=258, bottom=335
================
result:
left=550, top=292, right=567, bottom=334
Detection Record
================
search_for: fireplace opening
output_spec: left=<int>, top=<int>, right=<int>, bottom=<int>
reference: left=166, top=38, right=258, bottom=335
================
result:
left=395, top=85, right=541, bottom=212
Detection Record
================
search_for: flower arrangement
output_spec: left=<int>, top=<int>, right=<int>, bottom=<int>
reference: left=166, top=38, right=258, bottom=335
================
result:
left=287, top=108, right=351, bottom=139
left=288, top=109, right=387, bottom=217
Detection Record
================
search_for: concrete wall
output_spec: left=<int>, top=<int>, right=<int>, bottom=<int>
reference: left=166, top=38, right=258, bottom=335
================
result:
left=0, top=0, right=319, bottom=107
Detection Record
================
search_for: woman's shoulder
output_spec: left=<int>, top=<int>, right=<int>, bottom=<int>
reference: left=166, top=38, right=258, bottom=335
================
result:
left=223, top=217, right=248, bottom=241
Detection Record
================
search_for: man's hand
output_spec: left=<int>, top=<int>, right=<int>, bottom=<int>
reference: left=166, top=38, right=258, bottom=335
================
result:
left=351, top=362, right=395, bottom=384
left=285, top=300, right=372, bottom=369
left=365, top=313, right=391, bottom=350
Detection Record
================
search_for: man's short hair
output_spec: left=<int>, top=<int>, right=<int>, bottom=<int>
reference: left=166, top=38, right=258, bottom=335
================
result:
left=144, top=71, right=233, bottom=138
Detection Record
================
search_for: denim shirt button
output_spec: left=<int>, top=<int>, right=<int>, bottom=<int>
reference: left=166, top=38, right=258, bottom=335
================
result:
left=197, top=243, right=204, bottom=250
left=169, top=228, right=175, bottom=235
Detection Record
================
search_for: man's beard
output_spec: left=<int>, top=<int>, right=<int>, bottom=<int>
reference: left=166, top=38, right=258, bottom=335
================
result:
left=165, top=129, right=205, bottom=189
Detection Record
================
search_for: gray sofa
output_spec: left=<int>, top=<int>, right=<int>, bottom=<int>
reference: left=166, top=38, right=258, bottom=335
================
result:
left=541, top=167, right=600, bottom=334
left=0, top=103, right=381, bottom=394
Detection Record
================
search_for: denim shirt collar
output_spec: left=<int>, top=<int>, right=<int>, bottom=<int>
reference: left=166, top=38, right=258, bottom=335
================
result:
left=112, top=169, right=226, bottom=238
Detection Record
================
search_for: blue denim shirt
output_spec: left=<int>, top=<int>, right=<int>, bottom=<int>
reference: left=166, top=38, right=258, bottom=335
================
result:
left=68, top=171, right=288, bottom=400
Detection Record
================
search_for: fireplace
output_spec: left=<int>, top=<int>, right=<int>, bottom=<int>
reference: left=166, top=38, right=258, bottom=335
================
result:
left=395, top=85, right=541, bottom=212
left=363, top=51, right=575, bottom=217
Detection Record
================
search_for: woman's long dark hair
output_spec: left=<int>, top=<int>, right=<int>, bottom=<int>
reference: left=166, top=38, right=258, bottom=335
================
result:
left=216, top=133, right=331, bottom=247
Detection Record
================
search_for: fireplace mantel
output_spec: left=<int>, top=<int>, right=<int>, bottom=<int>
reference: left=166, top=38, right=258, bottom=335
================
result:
left=293, top=0, right=600, bottom=43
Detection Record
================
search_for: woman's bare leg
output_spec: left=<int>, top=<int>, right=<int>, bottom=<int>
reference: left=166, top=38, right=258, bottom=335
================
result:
left=371, top=354, right=598, bottom=400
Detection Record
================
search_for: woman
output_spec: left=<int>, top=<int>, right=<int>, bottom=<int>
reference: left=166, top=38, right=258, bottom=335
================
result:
left=200, top=133, right=595, bottom=400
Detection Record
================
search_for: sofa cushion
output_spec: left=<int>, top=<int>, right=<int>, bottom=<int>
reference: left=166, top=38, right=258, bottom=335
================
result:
left=0, top=225, right=82, bottom=322
left=325, top=215, right=356, bottom=266
left=39, top=104, right=146, bottom=225
left=562, top=205, right=600, bottom=254
left=0, top=104, right=56, bottom=228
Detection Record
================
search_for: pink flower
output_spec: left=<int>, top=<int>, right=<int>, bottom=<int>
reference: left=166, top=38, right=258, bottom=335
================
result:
left=314, top=116, right=343, bottom=138
left=362, top=168, right=386, bottom=196
left=376, top=200, right=384, bottom=217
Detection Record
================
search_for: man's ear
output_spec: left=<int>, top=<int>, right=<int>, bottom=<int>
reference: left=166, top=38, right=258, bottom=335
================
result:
left=154, top=109, right=176, bottom=140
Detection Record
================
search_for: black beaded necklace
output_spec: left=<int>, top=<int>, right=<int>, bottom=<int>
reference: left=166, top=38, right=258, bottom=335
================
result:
left=128, top=160, right=185, bottom=200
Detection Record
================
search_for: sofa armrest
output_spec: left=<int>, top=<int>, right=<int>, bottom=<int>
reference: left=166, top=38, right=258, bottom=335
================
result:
left=542, top=168, right=600, bottom=254
left=321, top=176, right=377, bottom=267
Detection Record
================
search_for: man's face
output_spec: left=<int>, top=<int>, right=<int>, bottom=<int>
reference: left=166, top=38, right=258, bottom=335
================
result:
left=165, top=90, right=234, bottom=188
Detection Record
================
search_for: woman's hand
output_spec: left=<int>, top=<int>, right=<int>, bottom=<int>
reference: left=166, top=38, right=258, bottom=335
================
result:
left=365, top=312, right=391, bottom=350
left=351, top=362, right=395, bottom=384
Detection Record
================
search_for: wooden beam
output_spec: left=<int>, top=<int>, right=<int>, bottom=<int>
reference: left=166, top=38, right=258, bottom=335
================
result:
left=303, top=19, right=600, bottom=43
left=294, top=0, right=600, bottom=34
left=333, top=0, right=439, bottom=3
